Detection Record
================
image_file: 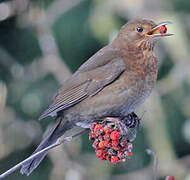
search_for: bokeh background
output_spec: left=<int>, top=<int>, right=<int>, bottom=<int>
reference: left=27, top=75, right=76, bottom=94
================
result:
left=0, top=0, right=190, bottom=179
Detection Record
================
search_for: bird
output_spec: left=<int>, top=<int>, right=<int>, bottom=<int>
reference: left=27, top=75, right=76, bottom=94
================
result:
left=20, top=19, right=172, bottom=175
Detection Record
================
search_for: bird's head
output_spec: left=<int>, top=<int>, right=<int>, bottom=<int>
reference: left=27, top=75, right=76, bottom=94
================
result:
left=117, top=19, right=173, bottom=46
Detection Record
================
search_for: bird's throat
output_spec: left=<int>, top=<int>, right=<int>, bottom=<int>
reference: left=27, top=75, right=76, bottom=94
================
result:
left=120, top=40, right=157, bottom=78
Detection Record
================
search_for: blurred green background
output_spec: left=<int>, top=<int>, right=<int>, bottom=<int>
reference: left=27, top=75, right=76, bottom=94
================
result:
left=0, top=0, right=190, bottom=179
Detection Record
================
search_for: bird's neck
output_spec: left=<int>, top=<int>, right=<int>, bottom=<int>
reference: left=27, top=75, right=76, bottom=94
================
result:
left=111, top=37, right=154, bottom=56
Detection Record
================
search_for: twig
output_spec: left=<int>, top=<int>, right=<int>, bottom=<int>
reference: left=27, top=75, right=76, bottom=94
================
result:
left=33, top=8, right=72, bottom=83
left=146, top=149, right=158, bottom=180
left=0, top=129, right=89, bottom=179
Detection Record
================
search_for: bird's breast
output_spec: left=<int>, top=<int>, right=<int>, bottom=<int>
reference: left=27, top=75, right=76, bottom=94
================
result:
left=126, top=54, right=158, bottom=109
left=65, top=55, right=158, bottom=123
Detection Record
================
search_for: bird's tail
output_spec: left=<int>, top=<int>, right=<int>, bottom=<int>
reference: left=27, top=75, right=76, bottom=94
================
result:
left=20, top=116, right=73, bottom=176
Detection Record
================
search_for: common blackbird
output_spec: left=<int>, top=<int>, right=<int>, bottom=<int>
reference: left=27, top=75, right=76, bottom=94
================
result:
left=20, top=19, right=172, bottom=175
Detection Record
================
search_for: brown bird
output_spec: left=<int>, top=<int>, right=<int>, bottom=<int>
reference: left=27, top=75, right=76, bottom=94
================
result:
left=20, top=19, right=172, bottom=175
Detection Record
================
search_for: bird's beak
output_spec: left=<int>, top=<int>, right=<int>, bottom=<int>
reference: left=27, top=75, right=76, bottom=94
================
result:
left=146, top=21, right=174, bottom=38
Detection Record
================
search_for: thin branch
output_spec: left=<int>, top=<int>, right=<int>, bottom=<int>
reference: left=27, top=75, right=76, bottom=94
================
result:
left=32, top=8, right=72, bottom=83
left=146, top=149, right=158, bottom=180
left=0, top=129, right=89, bottom=179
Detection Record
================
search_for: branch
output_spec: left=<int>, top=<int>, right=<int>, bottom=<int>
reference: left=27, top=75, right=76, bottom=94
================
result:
left=146, top=149, right=158, bottom=180
left=0, top=129, right=89, bottom=179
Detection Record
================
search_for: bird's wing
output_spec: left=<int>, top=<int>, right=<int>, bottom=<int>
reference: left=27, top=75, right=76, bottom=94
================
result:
left=39, top=48, right=126, bottom=120
left=77, top=47, right=121, bottom=73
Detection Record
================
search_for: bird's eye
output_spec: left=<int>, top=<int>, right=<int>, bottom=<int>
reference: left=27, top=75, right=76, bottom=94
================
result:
left=137, top=27, right=143, bottom=32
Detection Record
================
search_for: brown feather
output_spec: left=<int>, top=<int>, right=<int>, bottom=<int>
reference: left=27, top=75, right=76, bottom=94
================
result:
left=39, top=48, right=126, bottom=120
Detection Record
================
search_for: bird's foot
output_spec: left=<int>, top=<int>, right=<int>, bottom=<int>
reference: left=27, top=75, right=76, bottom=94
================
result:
left=121, top=112, right=141, bottom=129
left=121, top=112, right=141, bottom=142
left=99, top=113, right=141, bottom=142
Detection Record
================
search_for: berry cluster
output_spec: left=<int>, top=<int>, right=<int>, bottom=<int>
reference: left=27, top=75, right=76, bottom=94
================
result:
left=165, top=176, right=177, bottom=180
left=89, top=119, right=134, bottom=164
left=158, top=25, right=167, bottom=34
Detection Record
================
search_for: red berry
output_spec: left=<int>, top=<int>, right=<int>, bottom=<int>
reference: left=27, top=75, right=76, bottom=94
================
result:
left=113, top=146, right=120, bottom=151
left=112, top=140, right=119, bottom=147
left=120, top=146, right=127, bottom=152
left=98, top=135, right=103, bottom=141
left=118, top=151, right=125, bottom=159
left=120, top=159, right=126, bottom=162
left=102, top=141, right=110, bottom=148
left=110, top=156, right=119, bottom=164
left=100, top=156, right=106, bottom=160
left=126, top=151, right=133, bottom=157
left=94, top=124, right=102, bottom=131
left=100, top=151, right=107, bottom=160
left=103, top=126, right=112, bottom=134
left=165, top=176, right=176, bottom=180
left=103, top=134, right=110, bottom=141
left=93, top=141, right=99, bottom=148
left=106, top=154, right=111, bottom=161
left=108, top=149, right=117, bottom=156
left=96, top=149, right=104, bottom=158
left=90, top=123, right=96, bottom=130
left=99, top=141, right=106, bottom=148
left=89, top=132, right=96, bottom=138
left=110, top=131, right=120, bottom=140
left=158, top=25, right=167, bottom=34
left=126, top=143, right=133, bottom=150
left=100, top=154, right=106, bottom=160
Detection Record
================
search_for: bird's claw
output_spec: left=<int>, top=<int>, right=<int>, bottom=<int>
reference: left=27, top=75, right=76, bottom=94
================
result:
left=121, top=112, right=141, bottom=129
left=121, top=112, right=141, bottom=142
